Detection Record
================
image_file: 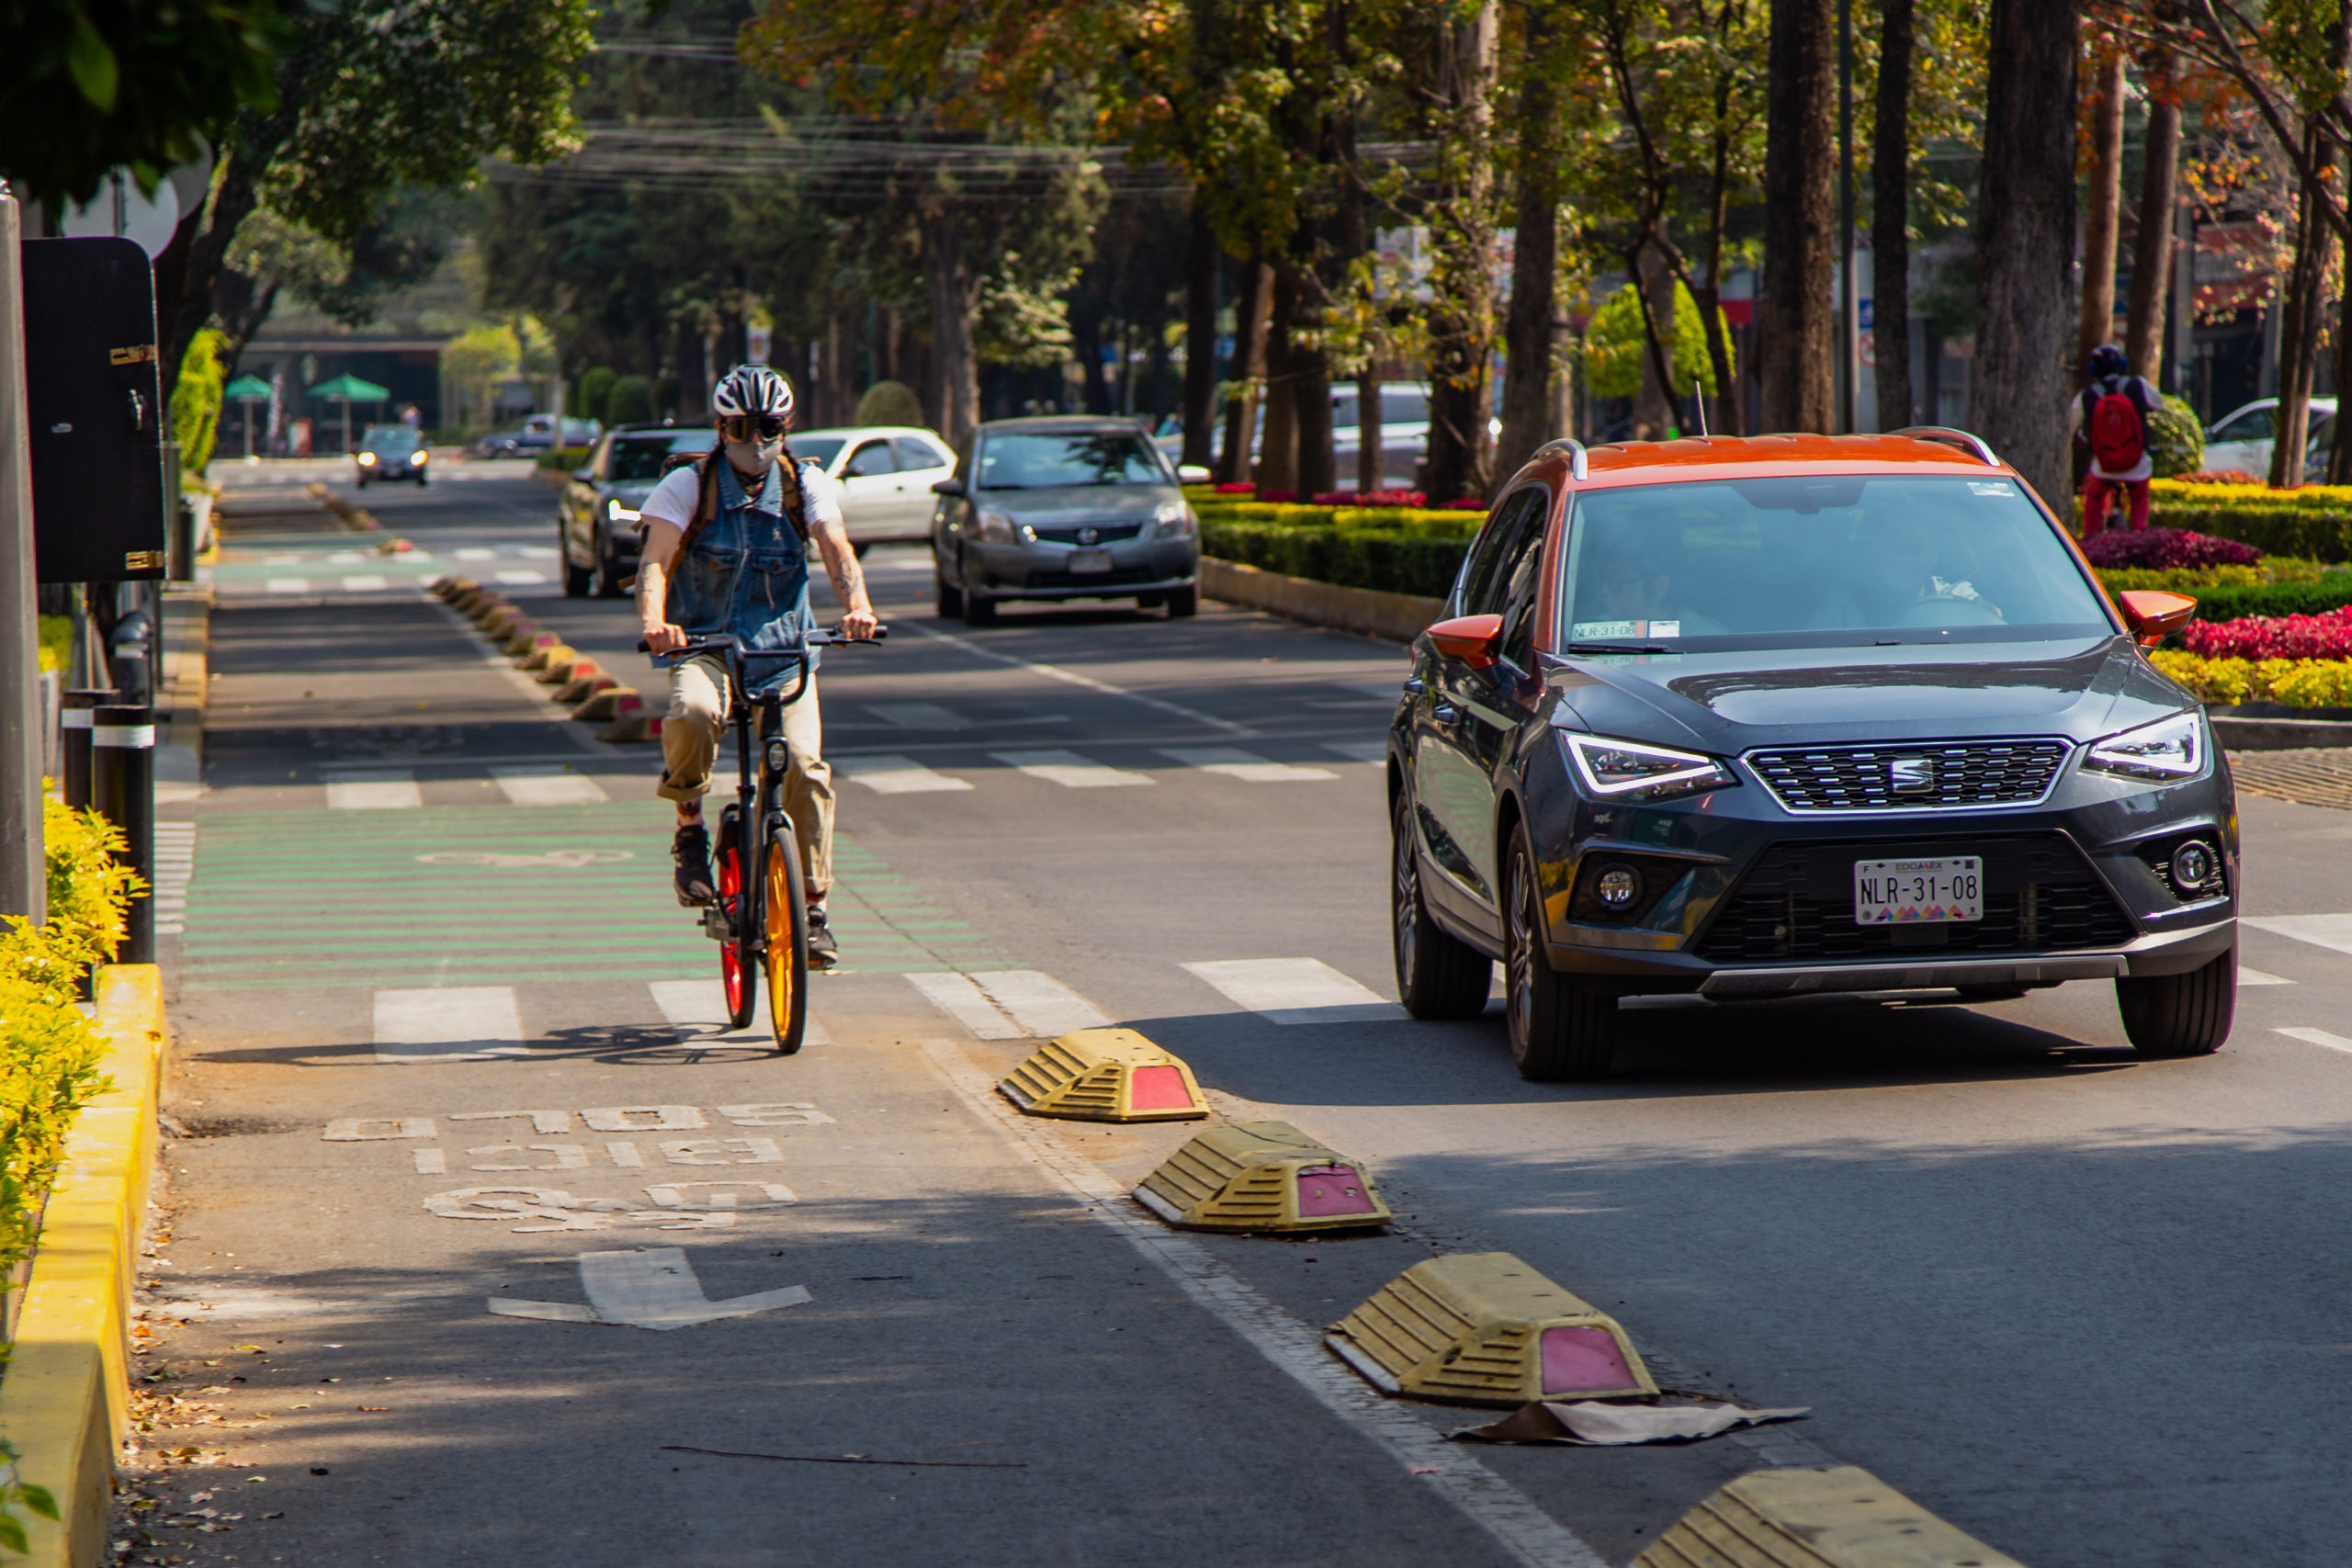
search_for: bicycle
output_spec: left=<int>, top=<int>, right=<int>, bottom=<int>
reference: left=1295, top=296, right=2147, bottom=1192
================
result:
left=639, top=626, right=887, bottom=1054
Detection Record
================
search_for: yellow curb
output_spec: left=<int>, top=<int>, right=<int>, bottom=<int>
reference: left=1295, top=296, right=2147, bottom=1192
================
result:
left=0, top=965, right=167, bottom=1568
left=1634, top=1464, right=2028, bottom=1568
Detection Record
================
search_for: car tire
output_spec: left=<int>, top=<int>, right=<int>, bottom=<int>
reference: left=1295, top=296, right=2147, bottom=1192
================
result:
left=2116, top=945, right=2235, bottom=1057
left=1504, top=831, right=1616, bottom=1080
left=356, top=476, right=368, bottom=490
left=591, top=540, right=627, bottom=600
left=963, top=591, right=997, bottom=626
left=1165, top=585, right=1198, bottom=618
left=934, top=570, right=964, bottom=618
left=1392, top=790, right=1490, bottom=1020
left=561, top=532, right=593, bottom=598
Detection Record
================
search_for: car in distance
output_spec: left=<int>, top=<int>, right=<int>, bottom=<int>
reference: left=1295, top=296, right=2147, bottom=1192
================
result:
left=2202, top=396, right=2336, bottom=479
left=356, top=424, right=428, bottom=488
left=1387, top=430, right=2233, bottom=1080
left=558, top=424, right=717, bottom=597
left=785, top=425, right=957, bottom=552
left=929, top=416, right=1201, bottom=625
left=475, top=414, right=602, bottom=458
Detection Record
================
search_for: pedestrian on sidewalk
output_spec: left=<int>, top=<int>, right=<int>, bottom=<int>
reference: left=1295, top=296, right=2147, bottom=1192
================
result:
left=2070, top=344, right=2161, bottom=533
left=635, top=365, right=878, bottom=969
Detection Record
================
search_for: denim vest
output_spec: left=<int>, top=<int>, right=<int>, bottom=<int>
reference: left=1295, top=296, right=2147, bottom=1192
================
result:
left=660, top=457, right=820, bottom=694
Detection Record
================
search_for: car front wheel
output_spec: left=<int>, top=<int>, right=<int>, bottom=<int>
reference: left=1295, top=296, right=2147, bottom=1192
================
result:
left=2117, top=945, right=2235, bottom=1057
left=934, top=569, right=964, bottom=618
left=1392, top=790, right=1490, bottom=1019
left=1504, top=832, right=1616, bottom=1081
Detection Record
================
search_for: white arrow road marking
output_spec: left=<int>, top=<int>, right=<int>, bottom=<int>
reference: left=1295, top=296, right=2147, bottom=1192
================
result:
left=487, top=1247, right=811, bottom=1330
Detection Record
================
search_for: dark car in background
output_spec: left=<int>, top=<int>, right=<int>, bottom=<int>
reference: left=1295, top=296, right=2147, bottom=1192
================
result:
left=929, top=417, right=1200, bottom=625
left=356, top=423, right=427, bottom=488
left=558, top=424, right=717, bottom=597
left=1388, top=431, right=2234, bottom=1081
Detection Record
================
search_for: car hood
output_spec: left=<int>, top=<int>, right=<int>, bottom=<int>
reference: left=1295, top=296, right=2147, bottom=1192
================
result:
left=975, top=483, right=1176, bottom=519
left=1545, top=635, right=2193, bottom=751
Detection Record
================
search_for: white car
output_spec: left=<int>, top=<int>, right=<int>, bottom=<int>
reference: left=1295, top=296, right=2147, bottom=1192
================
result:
left=788, top=424, right=957, bottom=549
left=2203, top=397, right=2336, bottom=479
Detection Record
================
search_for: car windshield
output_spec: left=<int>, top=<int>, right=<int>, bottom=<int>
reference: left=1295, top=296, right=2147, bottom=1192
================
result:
left=976, top=431, right=1167, bottom=489
left=606, top=432, right=716, bottom=481
left=1557, top=475, right=2112, bottom=651
left=788, top=435, right=847, bottom=468
left=362, top=426, right=419, bottom=454
left=1331, top=389, right=1431, bottom=429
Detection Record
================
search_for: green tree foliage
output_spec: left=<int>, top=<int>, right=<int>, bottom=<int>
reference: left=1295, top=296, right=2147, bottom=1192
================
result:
left=578, top=367, right=618, bottom=425
left=1583, top=279, right=1735, bottom=399
left=173, top=327, right=230, bottom=475
left=854, top=380, right=927, bottom=427
left=606, top=375, right=655, bottom=425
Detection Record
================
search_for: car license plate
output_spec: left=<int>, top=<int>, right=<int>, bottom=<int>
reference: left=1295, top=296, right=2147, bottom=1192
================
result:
left=1853, top=856, right=1982, bottom=925
left=1068, top=547, right=1113, bottom=574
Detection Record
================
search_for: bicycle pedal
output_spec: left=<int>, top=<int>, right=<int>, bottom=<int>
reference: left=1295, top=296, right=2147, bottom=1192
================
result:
left=700, top=907, right=736, bottom=941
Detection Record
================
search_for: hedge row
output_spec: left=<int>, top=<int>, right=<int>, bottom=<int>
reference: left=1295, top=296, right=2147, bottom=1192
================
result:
left=2149, top=650, right=2352, bottom=708
left=2137, top=580, right=2352, bottom=623
left=1201, top=521, right=1467, bottom=600
left=1192, top=497, right=1482, bottom=540
left=2145, top=502, right=2352, bottom=562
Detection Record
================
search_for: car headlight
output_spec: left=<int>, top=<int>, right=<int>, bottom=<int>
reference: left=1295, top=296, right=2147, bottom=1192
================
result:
left=2084, top=710, right=2206, bottom=781
left=1152, top=500, right=1195, bottom=539
left=1561, top=731, right=1737, bottom=802
left=606, top=500, right=639, bottom=523
left=978, top=510, right=1018, bottom=545
left=357, top=452, right=377, bottom=466
left=409, top=450, right=427, bottom=465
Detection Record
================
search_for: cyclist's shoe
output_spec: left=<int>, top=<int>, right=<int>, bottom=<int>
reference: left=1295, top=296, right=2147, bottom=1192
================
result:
left=806, top=904, right=839, bottom=970
left=672, top=822, right=715, bottom=906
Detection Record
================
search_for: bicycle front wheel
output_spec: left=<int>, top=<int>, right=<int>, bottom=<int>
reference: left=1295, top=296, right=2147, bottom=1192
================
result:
left=715, top=812, right=758, bottom=1031
left=763, top=837, right=809, bottom=1054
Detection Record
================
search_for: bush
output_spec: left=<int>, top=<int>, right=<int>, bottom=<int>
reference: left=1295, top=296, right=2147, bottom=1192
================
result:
left=172, top=328, right=229, bottom=477
left=854, top=379, right=926, bottom=428
left=2145, top=501, right=2352, bottom=562
left=2149, top=650, right=2352, bottom=708
left=2170, top=581, right=2352, bottom=623
left=2184, top=605, right=2352, bottom=660
left=1203, top=521, right=1467, bottom=599
left=2081, top=527, right=2261, bottom=570
left=606, top=375, right=654, bottom=425
left=576, top=366, right=617, bottom=425
left=36, top=615, right=69, bottom=675
left=536, top=446, right=592, bottom=472
left=2147, top=394, right=2203, bottom=479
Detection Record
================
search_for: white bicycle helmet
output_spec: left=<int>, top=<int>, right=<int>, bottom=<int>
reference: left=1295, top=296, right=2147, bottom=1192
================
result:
left=712, top=364, right=794, bottom=421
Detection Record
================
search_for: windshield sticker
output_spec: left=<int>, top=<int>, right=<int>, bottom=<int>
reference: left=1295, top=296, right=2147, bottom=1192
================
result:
left=1967, top=480, right=2017, bottom=497
left=1647, top=620, right=1680, bottom=638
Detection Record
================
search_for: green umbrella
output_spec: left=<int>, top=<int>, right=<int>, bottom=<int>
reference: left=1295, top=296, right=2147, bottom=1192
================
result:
left=224, top=375, right=272, bottom=401
left=309, top=373, right=390, bottom=453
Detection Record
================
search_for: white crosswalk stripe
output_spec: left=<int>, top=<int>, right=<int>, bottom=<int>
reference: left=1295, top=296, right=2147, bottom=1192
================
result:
left=2240, top=966, right=2294, bottom=987
left=373, top=987, right=527, bottom=1063
left=493, top=569, right=548, bottom=586
left=837, top=755, right=973, bottom=795
left=329, top=551, right=365, bottom=564
left=2278, top=1027, right=2352, bottom=1055
left=992, top=750, right=1153, bottom=788
left=266, top=578, right=309, bottom=594
left=1182, top=956, right=1404, bottom=1025
left=153, top=820, right=195, bottom=936
left=327, top=770, right=422, bottom=810
left=2243, top=915, right=2352, bottom=956
left=1159, top=747, right=1339, bottom=782
left=649, top=978, right=831, bottom=1046
left=491, top=767, right=608, bottom=806
left=341, top=575, right=390, bottom=592
left=866, top=702, right=968, bottom=730
left=455, top=548, right=496, bottom=561
left=906, top=969, right=1110, bottom=1039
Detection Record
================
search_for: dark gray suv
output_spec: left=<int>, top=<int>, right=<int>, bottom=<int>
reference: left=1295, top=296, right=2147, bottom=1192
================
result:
left=929, top=417, right=1200, bottom=625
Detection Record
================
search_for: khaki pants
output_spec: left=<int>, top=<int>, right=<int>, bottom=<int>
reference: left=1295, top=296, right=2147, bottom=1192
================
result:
left=658, top=656, right=832, bottom=898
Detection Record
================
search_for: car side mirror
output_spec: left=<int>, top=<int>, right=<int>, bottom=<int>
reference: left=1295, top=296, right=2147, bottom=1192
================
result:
left=2117, top=589, right=2196, bottom=649
left=932, top=478, right=966, bottom=498
left=571, top=467, right=593, bottom=482
left=1427, top=613, right=1504, bottom=669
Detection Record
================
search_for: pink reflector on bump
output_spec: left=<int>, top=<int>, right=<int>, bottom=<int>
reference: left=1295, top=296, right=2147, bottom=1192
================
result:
left=1540, top=1325, right=1637, bottom=1395
left=1294, top=1165, right=1378, bottom=1217
left=1125, top=1065, right=1193, bottom=1111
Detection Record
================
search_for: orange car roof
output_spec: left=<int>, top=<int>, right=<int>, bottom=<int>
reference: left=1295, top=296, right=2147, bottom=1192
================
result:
left=1572, top=432, right=2011, bottom=487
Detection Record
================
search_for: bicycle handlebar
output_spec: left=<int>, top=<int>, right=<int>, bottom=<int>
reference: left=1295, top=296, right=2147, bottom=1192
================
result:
left=637, top=625, right=889, bottom=656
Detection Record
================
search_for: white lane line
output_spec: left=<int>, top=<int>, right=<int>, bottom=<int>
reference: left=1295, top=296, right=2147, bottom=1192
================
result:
left=265, top=554, right=300, bottom=566
left=327, top=770, right=422, bottom=810
left=494, top=569, right=548, bottom=586
left=915, top=1038, right=1610, bottom=1568
left=455, top=547, right=496, bottom=561
left=1182, top=957, right=1406, bottom=1025
left=649, top=978, right=830, bottom=1046
left=991, top=749, right=1154, bottom=789
left=1323, top=741, right=1389, bottom=764
left=340, top=574, right=390, bottom=592
left=906, top=972, right=1021, bottom=1039
left=970, top=970, right=1111, bottom=1037
left=265, top=578, right=310, bottom=594
left=514, top=545, right=560, bottom=560
left=866, top=701, right=968, bottom=731
left=907, top=620, right=1254, bottom=737
left=328, top=551, right=364, bottom=564
left=2278, top=1027, right=2352, bottom=1055
left=374, top=987, right=528, bottom=1063
left=837, top=754, right=973, bottom=795
left=491, top=767, right=609, bottom=806
left=2240, top=966, right=2295, bottom=987
left=1160, top=746, right=1340, bottom=783
left=2243, top=915, right=2352, bottom=956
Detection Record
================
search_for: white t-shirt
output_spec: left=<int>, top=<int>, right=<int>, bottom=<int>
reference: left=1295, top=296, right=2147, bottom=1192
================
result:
left=639, top=457, right=845, bottom=537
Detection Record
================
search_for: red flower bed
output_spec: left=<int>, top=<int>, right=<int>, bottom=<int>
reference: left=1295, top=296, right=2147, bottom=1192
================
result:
left=2184, top=604, right=2352, bottom=660
left=1311, top=490, right=1429, bottom=507
left=2080, top=526, right=2262, bottom=570
left=1440, top=497, right=1489, bottom=511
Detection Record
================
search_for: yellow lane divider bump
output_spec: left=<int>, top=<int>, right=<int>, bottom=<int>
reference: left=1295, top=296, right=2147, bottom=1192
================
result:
left=997, top=1027, right=1210, bottom=1122
left=1634, top=1464, right=2029, bottom=1568
left=1328, top=1251, right=1655, bottom=1406
left=1134, top=1120, right=1391, bottom=1231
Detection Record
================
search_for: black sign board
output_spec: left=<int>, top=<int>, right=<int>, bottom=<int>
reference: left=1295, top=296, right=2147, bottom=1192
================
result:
left=23, top=237, right=166, bottom=583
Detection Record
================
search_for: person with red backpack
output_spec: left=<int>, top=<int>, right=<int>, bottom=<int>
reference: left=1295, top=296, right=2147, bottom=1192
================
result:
left=2070, top=343, right=2162, bottom=533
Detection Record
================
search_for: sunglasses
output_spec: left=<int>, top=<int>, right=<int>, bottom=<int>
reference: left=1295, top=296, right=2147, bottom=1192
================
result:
left=719, top=414, right=787, bottom=440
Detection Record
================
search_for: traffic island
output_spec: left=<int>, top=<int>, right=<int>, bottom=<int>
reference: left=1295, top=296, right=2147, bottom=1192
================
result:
left=1199, top=557, right=1442, bottom=644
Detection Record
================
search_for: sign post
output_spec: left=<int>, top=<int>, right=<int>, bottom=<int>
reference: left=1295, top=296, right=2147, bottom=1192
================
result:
left=0, top=184, right=44, bottom=924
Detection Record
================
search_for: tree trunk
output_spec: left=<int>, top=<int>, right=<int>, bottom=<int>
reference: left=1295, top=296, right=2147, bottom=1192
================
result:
left=2124, top=51, right=2182, bottom=383
left=2333, top=281, right=2352, bottom=483
left=1498, top=17, right=1563, bottom=475
left=1759, top=0, right=1837, bottom=432
left=1182, top=204, right=1221, bottom=468
left=2270, top=135, right=2333, bottom=489
left=1359, top=375, right=1385, bottom=492
left=921, top=211, right=981, bottom=447
left=1633, top=249, right=1679, bottom=437
left=1422, top=1, right=1501, bottom=503
left=1073, top=312, right=1112, bottom=415
left=1872, top=0, right=1915, bottom=430
left=1258, top=266, right=1302, bottom=493
left=1972, top=0, right=2079, bottom=507
left=1284, top=254, right=1337, bottom=497
left=2075, top=46, right=2128, bottom=381
left=1219, top=260, right=1273, bottom=484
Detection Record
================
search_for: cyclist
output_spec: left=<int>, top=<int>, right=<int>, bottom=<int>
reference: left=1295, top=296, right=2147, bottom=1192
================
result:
left=637, top=365, right=877, bottom=968
left=2070, top=343, right=2161, bottom=533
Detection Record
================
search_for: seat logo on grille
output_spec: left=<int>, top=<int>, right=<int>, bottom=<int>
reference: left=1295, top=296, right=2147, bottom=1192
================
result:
left=1077, top=525, right=1100, bottom=545
left=1889, top=757, right=1937, bottom=794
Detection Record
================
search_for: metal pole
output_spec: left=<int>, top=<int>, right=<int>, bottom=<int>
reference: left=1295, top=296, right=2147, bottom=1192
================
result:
left=0, top=182, right=44, bottom=924
left=1837, top=0, right=1858, bottom=434
left=62, top=688, right=115, bottom=810
left=93, top=702, right=153, bottom=963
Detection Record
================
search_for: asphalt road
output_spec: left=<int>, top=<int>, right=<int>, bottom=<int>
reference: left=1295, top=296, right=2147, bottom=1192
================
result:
left=130, top=457, right=2352, bottom=1567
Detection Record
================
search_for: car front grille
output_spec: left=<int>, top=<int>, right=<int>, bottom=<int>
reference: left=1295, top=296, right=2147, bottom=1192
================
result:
left=1693, top=834, right=2137, bottom=964
left=1745, top=739, right=2070, bottom=813
left=1032, top=523, right=1145, bottom=545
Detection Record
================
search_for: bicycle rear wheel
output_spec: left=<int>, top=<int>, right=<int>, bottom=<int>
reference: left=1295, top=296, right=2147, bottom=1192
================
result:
left=763, top=836, right=809, bottom=1054
left=714, top=810, right=758, bottom=1031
